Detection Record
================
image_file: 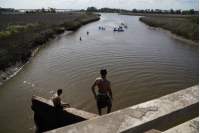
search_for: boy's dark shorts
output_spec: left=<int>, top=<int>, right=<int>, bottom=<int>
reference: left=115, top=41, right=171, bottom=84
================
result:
left=97, top=94, right=112, bottom=110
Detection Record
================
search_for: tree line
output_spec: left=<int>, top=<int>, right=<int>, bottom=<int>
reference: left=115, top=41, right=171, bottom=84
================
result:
left=0, top=7, right=20, bottom=13
left=86, top=7, right=130, bottom=13
left=86, top=7, right=199, bottom=14
left=0, top=7, right=56, bottom=14
left=132, top=8, right=198, bottom=14
left=25, top=7, right=56, bottom=13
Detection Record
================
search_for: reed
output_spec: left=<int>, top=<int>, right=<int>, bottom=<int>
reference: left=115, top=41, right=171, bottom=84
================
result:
left=119, top=13, right=193, bottom=18
left=139, top=16, right=199, bottom=41
left=0, top=13, right=100, bottom=71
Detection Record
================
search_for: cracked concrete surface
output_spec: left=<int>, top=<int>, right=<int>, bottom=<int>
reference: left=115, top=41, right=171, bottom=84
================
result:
left=45, top=85, right=199, bottom=133
left=119, top=106, right=158, bottom=119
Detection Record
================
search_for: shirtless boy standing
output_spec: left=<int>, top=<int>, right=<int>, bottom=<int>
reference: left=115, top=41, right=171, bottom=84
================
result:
left=52, top=89, right=70, bottom=108
left=91, top=69, right=113, bottom=116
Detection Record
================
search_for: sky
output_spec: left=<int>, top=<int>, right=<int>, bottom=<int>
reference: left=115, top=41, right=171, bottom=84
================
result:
left=0, top=0, right=199, bottom=11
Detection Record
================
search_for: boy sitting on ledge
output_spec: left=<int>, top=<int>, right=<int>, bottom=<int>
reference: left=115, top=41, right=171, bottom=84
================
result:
left=52, top=89, right=70, bottom=108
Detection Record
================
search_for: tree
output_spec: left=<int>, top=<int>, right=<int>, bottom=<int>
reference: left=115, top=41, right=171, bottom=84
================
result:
left=145, top=9, right=150, bottom=13
left=86, top=7, right=97, bottom=12
left=182, top=10, right=186, bottom=14
left=41, top=7, right=46, bottom=12
left=170, top=8, right=174, bottom=14
left=139, top=9, right=145, bottom=13
left=132, top=8, right=137, bottom=13
left=163, top=10, right=169, bottom=14
left=50, top=7, right=56, bottom=13
left=175, top=9, right=181, bottom=14
left=155, top=9, right=162, bottom=13
left=190, top=9, right=194, bottom=14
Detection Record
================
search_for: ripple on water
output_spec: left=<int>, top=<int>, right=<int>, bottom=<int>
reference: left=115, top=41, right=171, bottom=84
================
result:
left=0, top=13, right=198, bottom=133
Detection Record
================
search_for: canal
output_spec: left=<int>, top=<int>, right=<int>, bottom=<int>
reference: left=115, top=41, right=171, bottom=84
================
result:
left=0, top=13, right=198, bottom=133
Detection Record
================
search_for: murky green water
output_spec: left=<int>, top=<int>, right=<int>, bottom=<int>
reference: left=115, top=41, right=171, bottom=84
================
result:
left=0, top=13, right=198, bottom=133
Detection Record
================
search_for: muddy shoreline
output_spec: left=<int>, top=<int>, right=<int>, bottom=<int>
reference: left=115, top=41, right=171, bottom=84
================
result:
left=0, top=30, right=72, bottom=85
left=1, top=17, right=197, bottom=85
left=140, top=21, right=199, bottom=46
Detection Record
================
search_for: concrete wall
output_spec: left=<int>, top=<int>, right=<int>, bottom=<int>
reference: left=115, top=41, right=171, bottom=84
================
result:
left=163, top=117, right=199, bottom=133
left=45, top=85, right=199, bottom=133
left=31, top=95, right=98, bottom=132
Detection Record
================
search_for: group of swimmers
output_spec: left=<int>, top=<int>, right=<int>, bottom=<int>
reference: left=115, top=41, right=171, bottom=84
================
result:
left=79, top=31, right=89, bottom=41
left=121, top=23, right=128, bottom=28
left=114, top=26, right=123, bottom=30
left=52, top=69, right=113, bottom=116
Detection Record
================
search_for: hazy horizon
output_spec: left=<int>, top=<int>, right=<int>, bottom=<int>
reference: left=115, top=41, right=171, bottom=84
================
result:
left=0, top=0, right=199, bottom=11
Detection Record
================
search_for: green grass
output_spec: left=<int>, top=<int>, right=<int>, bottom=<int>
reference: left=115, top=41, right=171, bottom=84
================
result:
left=0, top=13, right=100, bottom=71
left=120, top=13, right=199, bottom=42
left=119, top=13, right=195, bottom=18
left=139, top=16, right=199, bottom=41
left=0, top=23, right=39, bottom=38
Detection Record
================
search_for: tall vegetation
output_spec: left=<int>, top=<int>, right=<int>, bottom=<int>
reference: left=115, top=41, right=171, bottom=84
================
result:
left=25, top=7, right=56, bottom=13
left=0, top=13, right=100, bottom=71
left=86, top=7, right=131, bottom=13
left=0, top=7, right=20, bottom=13
left=132, top=8, right=198, bottom=14
left=86, top=6, right=199, bottom=14
left=139, top=16, right=199, bottom=41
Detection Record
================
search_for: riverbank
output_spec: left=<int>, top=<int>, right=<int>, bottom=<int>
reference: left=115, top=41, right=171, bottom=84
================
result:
left=119, top=13, right=199, bottom=46
left=140, top=21, right=199, bottom=46
left=0, top=13, right=100, bottom=85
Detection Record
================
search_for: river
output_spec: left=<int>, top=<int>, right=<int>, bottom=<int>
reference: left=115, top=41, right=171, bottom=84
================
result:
left=0, top=13, right=198, bottom=133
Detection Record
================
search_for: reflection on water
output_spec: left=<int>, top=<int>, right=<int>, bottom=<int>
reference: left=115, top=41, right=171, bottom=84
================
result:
left=0, top=13, right=198, bottom=133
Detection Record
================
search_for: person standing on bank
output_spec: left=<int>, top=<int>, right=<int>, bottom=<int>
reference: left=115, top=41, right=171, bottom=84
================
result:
left=91, top=69, right=113, bottom=116
left=52, top=89, right=70, bottom=108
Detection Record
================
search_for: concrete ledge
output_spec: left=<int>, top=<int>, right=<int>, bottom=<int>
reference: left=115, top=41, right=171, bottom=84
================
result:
left=163, top=117, right=199, bottom=133
left=31, top=96, right=98, bottom=132
left=45, top=85, right=199, bottom=133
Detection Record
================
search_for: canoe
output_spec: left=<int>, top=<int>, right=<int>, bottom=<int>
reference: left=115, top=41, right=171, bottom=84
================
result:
left=113, top=30, right=124, bottom=31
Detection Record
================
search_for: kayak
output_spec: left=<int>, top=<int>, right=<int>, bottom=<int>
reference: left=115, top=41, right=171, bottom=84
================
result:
left=113, top=30, right=124, bottom=31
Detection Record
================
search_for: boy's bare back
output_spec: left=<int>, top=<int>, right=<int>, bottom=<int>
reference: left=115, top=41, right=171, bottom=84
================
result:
left=94, top=77, right=111, bottom=94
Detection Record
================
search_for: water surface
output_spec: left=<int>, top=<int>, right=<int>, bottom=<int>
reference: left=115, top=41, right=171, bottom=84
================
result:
left=0, top=13, right=198, bottom=133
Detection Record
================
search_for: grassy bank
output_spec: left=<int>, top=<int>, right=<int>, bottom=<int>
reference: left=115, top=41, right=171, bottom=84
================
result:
left=119, top=13, right=194, bottom=18
left=0, top=13, right=100, bottom=71
left=120, top=13, right=199, bottom=42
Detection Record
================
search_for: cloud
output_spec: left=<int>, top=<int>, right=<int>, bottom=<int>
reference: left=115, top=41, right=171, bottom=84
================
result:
left=0, top=0, right=198, bottom=10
